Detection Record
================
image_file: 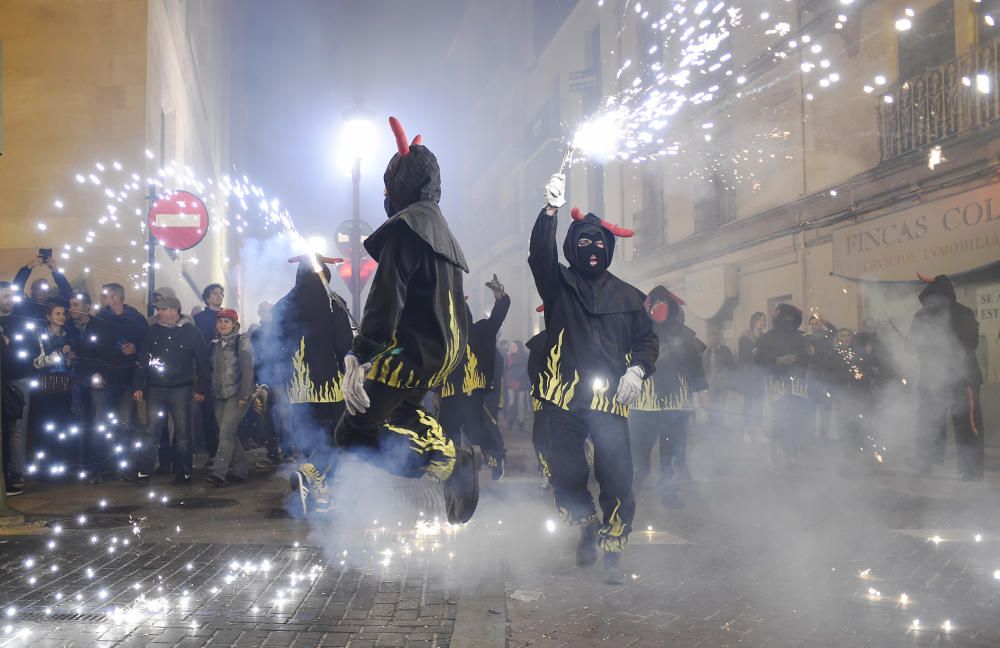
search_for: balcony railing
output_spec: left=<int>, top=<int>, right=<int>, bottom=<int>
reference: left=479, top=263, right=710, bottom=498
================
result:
left=878, top=38, right=1000, bottom=161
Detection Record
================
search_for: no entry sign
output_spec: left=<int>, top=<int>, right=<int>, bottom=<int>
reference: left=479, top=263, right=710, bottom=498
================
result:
left=147, top=190, right=209, bottom=250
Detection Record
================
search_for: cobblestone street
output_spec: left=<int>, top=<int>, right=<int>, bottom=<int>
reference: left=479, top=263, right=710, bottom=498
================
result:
left=1, top=437, right=999, bottom=647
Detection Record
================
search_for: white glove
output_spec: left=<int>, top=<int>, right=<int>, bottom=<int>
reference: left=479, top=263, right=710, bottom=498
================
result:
left=343, top=353, right=372, bottom=416
left=614, top=366, right=645, bottom=406
left=544, top=173, right=566, bottom=208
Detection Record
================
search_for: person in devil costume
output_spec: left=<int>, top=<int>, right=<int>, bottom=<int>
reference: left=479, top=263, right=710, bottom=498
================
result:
left=336, top=117, right=477, bottom=524
left=529, top=173, right=659, bottom=585
left=437, top=275, right=511, bottom=479
left=265, top=254, right=354, bottom=514
left=909, top=274, right=984, bottom=480
left=629, top=286, right=707, bottom=509
left=754, top=303, right=811, bottom=469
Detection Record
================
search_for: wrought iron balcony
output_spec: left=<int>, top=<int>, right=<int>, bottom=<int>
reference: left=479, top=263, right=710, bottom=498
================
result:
left=877, top=38, right=1000, bottom=162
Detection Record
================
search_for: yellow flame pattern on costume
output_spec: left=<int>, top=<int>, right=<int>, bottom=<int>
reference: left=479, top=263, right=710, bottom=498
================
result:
left=384, top=409, right=456, bottom=481
left=367, top=294, right=462, bottom=391
left=535, top=329, right=579, bottom=409
left=441, top=382, right=456, bottom=398
left=766, top=375, right=809, bottom=401
left=461, top=348, right=486, bottom=395
left=631, top=376, right=691, bottom=412
left=598, top=498, right=629, bottom=553
left=537, top=452, right=551, bottom=479
left=590, top=378, right=630, bottom=417
left=287, top=337, right=344, bottom=404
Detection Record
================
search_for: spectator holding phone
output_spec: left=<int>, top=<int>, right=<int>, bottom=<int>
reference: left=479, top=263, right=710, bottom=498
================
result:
left=12, top=252, right=73, bottom=321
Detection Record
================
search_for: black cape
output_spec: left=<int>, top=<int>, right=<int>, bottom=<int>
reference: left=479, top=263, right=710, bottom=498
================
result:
left=354, top=143, right=469, bottom=390
left=632, top=297, right=707, bottom=412
left=269, top=264, right=354, bottom=405
left=755, top=304, right=810, bottom=399
left=441, top=294, right=511, bottom=399
left=910, top=275, right=982, bottom=389
left=528, top=208, right=658, bottom=417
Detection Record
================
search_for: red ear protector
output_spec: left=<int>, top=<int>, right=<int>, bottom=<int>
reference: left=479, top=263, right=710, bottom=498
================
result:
left=650, top=301, right=669, bottom=323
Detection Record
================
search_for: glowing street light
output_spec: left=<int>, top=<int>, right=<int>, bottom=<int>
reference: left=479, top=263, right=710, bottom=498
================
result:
left=339, top=106, right=375, bottom=319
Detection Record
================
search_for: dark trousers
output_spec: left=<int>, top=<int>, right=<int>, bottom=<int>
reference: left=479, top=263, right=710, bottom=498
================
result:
left=292, top=401, right=345, bottom=472
left=200, top=399, right=219, bottom=458
left=332, top=380, right=456, bottom=481
left=439, top=392, right=505, bottom=461
left=89, top=384, right=134, bottom=472
left=531, top=403, right=551, bottom=478
left=137, top=385, right=193, bottom=476
left=771, top=395, right=812, bottom=456
left=542, top=405, right=634, bottom=553
left=917, top=384, right=984, bottom=478
left=630, top=410, right=692, bottom=492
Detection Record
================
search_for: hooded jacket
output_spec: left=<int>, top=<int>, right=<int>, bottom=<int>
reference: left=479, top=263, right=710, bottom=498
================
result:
left=528, top=208, right=658, bottom=417
left=754, top=304, right=810, bottom=399
left=354, top=142, right=469, bottom=391
left=909, top=275, right=982, bottom=389
left=632, top=288, right=707, bottom=412
left=441, top=294, right=511, bottom=399
left=268, top=261, right=354, bottom=404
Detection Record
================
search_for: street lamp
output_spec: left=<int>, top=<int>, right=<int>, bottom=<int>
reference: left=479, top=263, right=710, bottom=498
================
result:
left=340, top=110, right=376, bottom=320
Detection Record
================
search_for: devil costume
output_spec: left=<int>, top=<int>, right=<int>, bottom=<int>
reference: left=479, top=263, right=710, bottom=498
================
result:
left=909, top=274, right=984, bottom=480
left=266, top=254, right=354, bottom=513
left=754, top=304, right=811, bottom=464
left=629, top=287, right=707, bottom=507
left=529, top=199, right=658, bottom=578
left=334, top=117, right=476, bottom=524
left=438, top=283, right=510, bottom=478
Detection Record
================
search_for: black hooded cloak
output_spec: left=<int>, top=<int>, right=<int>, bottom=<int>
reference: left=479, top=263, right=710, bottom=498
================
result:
left=632, top=287, right=707, bottom=412
left=441, top=295, right=511, bottom=399
left=528, top=209, right=658, bottom=417
left=754, top=303, right=810, bottom=399
left=910, top=274, right=982, bottom=389
left=353, top=143, right=469, bottom=390
left=269, top=258, right=354, bottom=406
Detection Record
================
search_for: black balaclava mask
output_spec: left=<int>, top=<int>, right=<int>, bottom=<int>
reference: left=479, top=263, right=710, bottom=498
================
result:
left=563, top=212, right=617, bottom=278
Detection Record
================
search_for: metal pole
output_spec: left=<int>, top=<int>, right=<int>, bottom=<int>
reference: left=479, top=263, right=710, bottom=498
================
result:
left=351, top=157, right=362, bottom=321
left=146, top=185, right=156, bottom=317
left=0, top=331, right=25, bottom=525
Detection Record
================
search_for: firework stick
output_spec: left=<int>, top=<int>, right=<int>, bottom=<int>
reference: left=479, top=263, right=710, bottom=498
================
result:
left=558, top=146, right=576, bottom=174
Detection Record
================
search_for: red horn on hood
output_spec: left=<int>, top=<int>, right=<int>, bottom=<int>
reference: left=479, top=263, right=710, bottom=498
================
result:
left=599, top=218, right=634, bottom=238
left=389, top=116, right=410, bottom=157
left=917, top=272, right=935, bottom=284
left=411, top=134, right=422, bottom=146
left=535, top=304, right=545, bottom=313
left=571, top=207, right=584, bottom=221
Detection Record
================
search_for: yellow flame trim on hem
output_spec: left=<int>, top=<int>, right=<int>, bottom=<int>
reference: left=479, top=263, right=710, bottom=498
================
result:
left=287, top=337, right=345, bottom=404
left=590, top=378, right=629, bottom=417
left=598, top=498, right=629, bottom=553
left=632, top=376, right=691, bottom=412
left=383, top=409, right=456, bottom=481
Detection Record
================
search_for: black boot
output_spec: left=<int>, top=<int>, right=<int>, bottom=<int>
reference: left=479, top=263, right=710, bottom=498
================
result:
left=443, top=446, right=480, bottom=524
left=576, top=521, right=599, bottom=567
left=603, top=551, right=625, bottom=585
